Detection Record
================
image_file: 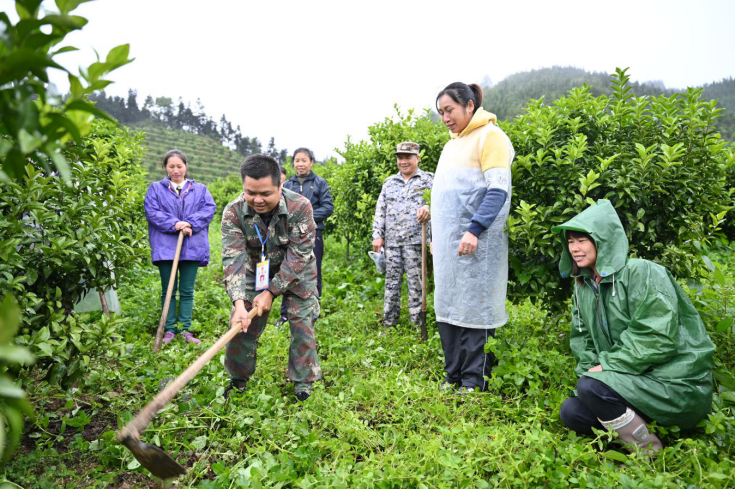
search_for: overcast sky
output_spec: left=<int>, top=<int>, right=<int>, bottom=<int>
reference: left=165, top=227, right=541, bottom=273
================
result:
left=3, top=0, right=735, bottom=160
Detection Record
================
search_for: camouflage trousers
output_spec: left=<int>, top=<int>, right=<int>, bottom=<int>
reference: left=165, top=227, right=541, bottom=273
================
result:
left=383, top=245, right=423, bottom=326
left=225, top=292, right=322, bottom=384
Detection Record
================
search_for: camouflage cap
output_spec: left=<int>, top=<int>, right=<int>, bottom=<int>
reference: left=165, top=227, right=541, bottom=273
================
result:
left=394, top=141, right=420, bottom=156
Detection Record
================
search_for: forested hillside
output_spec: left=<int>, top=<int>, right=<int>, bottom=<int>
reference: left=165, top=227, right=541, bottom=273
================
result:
left=482, top=67, right=734, bottom=140
left=131, top=122, right=244, bottom=183
left=90, top=91, right=287, bottom=182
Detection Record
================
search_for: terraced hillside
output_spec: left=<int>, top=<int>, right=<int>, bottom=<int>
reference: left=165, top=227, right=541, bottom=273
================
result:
left=131, top=122, right=244, bottom=183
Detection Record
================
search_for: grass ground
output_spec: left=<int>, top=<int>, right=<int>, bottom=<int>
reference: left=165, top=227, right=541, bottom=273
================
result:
left=4, top=225, right=734, bottom=488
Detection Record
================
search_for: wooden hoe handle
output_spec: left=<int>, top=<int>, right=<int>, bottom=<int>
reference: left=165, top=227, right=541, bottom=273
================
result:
left=118, top=309, right=258, bottom=442
left=153, top=230, right=185, bottom=352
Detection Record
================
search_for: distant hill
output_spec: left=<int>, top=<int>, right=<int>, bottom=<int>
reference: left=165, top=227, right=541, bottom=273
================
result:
left=482, top=67, right=734, bottom=140
left=90, top=90, right=288, bottom=183
left=133, top=121, right=244, bottom=183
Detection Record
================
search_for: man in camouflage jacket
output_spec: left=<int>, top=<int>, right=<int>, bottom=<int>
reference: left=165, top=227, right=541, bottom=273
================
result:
left=372, top=142, right=433, bottom=327
left=222, top=155, right=321, bottom=401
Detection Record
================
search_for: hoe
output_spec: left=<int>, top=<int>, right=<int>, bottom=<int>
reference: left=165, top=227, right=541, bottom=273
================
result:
left=153, top=230, right=184, bottom=351
left=117, top=309, right=258, bottom=479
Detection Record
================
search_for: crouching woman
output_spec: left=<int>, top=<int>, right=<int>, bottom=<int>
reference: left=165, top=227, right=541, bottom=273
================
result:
left=553, top=199, right=714, bottom=453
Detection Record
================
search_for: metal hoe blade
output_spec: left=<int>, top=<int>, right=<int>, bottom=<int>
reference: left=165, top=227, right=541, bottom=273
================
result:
left=119, top=434, right=186, bottom=480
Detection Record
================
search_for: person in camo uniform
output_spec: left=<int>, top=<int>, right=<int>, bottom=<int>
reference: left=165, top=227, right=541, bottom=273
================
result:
left=372, top=142, right=433, bottom=328
left=221, top=154, right=321, bottom=401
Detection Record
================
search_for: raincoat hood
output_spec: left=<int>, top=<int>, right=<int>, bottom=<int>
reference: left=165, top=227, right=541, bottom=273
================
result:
left=452, top=108, right=497, bottom=139
left=552, top=199, right=628, bottom=280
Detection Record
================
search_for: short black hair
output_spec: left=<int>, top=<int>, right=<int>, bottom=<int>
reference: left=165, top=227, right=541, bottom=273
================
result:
left=436, top=82, right=483, bottom=114
left=240, top=154, right=281, bottom=186
left=292, top=147, right=315, bottom=164
left=280, top=165, right=287, bottom=175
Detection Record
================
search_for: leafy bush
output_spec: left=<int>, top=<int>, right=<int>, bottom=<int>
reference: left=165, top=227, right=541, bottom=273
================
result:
left=504, top=68, right=734, bottom=313
left=0, top=0, right=132, bottom=181
left=208, top=174, right=243, bottom=221
left=0, top=119, right=148, bottom=385
left=0, top=295, right=34, bottom=464
left=332, top=106, right=449, bottom=256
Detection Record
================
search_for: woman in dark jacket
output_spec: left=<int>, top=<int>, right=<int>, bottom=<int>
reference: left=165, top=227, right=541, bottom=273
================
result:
left=276, top=147, right=333, bottom=326
left=144, top=149, right=216, bottom=344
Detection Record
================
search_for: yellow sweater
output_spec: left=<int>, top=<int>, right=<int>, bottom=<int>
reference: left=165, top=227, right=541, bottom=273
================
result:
left=448, top=108, right=513, bottom=173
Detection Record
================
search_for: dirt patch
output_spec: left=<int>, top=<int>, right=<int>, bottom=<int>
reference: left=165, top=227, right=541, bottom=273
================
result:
left=84, top=412, right=118, bottom=440
left=112, top=471, right=161, bottom=489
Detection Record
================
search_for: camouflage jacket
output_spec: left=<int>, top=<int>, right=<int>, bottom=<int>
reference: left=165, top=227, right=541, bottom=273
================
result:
left=372, top=168, right=433, bottom=246
left=222, top=188, right=317, bottom=302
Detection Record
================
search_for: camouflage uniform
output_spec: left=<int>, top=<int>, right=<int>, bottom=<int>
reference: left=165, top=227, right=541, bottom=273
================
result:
left=373, top=166, right=433, bottom=326
left=221, top=188, right=321, bottom=384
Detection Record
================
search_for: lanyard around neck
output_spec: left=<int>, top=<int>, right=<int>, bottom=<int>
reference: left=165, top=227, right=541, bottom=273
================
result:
left=255, top=222, right=270, bottom=261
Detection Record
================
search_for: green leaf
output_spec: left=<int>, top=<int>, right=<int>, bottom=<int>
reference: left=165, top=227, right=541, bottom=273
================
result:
left=701, top=255, right=715, bottom=272
left=17, top=129, right=43, bottom=154
left=0, top=48, right=66, bottom=85
left=55, top=0, right=94, bottom=14
left=713, top=267, right=725, bottom=287
left=716, top=318, right=733, bottom=333
left=0, top=345, right=34, bottom=366
left=34, top=342, right=54, bottom=357
left=708, top=473, right=728, bottom=481
left=603, top=450, right=628, bottom=463
left=0, top=295, right=20, bottom=343
left=0, top=376, right=25, bottom=398
left=42, top=14, right=88, bottom=31
left=65, top=100, right=114, bottom=121
left=105, top=43, right=132, bottom=67
left=26, top=267, right=38, bottom=286
left=51, top=45, right=79, bottom=56
left=1, top=404, right=23, bottom=463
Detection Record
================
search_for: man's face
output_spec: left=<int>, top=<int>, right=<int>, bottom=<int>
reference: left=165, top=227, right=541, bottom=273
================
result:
left=396, top=153, right=419, bottom=177
left=243, top=176, right=282, bottom=214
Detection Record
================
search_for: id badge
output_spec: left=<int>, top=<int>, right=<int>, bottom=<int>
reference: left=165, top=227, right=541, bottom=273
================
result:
left=255, top=260, right=270, bottom=291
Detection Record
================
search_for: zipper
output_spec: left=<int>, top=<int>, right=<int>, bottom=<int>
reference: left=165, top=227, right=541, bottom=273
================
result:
left=586, top=279, right=612, bottom=344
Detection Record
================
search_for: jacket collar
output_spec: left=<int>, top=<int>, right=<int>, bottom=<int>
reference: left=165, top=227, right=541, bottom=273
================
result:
left=389, top=167, right=426, bottom=182
left=288, top=171, right=316, bottom=183
left=451, top=108, right=498, bottom=139
left=159, top=177, right=193, bottom=195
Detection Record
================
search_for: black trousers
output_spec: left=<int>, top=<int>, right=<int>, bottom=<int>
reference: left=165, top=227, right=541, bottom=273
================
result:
left=560, top=376, right=648, bottom=435
left=438, top=322, right=495, bottom=390
left=282, top=231, right=323, bottom=318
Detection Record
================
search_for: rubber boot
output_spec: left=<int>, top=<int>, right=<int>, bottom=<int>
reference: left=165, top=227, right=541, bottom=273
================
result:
left=599, top=407, right=663, bottom=455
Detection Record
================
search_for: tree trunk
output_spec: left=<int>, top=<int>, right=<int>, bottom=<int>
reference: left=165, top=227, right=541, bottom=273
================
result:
left=98, top=289, right=110, bottom=317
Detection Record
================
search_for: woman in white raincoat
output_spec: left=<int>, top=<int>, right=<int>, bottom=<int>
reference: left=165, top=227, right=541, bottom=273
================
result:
left=432, top=82, right=514, bottom=394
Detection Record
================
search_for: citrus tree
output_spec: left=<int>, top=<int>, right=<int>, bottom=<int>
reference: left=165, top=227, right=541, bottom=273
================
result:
left=504, top=68, right=733, bottom=313
left=0, top=0, right=136, bottom=464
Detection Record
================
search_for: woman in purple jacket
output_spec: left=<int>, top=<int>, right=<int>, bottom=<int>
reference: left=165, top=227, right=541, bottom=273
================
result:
left=144, top=149, right=216, bottom=345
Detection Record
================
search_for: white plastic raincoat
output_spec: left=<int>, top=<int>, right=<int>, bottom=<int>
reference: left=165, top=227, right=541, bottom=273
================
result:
left=431, top=108, right=514, bottom=329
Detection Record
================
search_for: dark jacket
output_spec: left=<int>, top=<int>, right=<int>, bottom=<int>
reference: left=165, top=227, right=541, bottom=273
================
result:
left=144, top=178, right=217, bottom=266
left=283, top=171, right=333, bottom=232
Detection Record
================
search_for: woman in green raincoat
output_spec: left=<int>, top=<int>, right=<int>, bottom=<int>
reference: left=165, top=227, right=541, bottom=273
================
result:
left=554, top=199, right=714, bottom=453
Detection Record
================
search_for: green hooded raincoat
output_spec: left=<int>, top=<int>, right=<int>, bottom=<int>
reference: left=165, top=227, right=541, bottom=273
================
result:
left=552, top=200, right=714, bottom=429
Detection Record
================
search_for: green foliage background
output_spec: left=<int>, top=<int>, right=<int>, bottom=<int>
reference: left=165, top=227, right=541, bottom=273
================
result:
left=1, top=119, right=149, bottom=389
left=481, top=66, right=735, bottom=141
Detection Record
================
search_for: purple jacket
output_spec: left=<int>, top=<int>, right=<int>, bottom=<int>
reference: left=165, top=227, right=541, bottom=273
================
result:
left=144, top=178, right=217, bottom=266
